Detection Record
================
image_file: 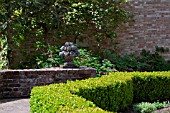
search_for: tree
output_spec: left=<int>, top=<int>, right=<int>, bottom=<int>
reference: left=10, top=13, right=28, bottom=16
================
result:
left=0, top=0, right=130, bottom=68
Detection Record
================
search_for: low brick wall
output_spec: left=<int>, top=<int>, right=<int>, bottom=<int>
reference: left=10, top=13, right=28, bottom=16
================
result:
left=0, top=67, right=96, bottom=99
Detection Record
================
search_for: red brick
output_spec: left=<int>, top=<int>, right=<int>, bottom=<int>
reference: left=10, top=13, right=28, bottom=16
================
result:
left=0, top=68, right=96, bottom=98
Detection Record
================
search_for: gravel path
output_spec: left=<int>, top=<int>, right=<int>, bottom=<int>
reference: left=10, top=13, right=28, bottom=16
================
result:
left=0, top=98, right=30, bottom=113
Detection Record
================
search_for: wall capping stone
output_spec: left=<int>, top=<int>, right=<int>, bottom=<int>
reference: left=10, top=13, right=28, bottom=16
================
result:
left=0, top=67, right=96, bottom=99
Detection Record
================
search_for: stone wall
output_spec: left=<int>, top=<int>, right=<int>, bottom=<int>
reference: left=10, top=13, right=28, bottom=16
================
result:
left=0, top=67, right=96, bottom=99
left=118, top=0, right=170, bottom=60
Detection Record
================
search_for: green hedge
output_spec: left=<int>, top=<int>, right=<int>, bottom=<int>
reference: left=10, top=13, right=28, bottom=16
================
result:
left=131, top=72, right=170, bottom=102
left=30, top=72, right=170, bottom=113
left=30, top=74, right=133, bottom=113
left=30, top=83, right=110, bottom=113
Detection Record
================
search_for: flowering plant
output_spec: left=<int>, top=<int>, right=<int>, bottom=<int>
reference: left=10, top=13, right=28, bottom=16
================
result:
left=74, top=49, right=115, bottom=76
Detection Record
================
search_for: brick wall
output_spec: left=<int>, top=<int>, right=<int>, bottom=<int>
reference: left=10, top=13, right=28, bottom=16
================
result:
left=0, top=67, right=96, bottom=98
left=118, top=0, right=170, bottom=60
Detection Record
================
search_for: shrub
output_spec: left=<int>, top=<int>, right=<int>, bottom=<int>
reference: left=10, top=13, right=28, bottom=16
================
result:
left=34, top=44, right=64, bottom=68
left=152, top=101, right=170, bottom=109
left=68, top=74, right=133, bottom=112
left=30, top=72, right=170, bottom=112
left=103, top=49, right=170, bottom=72
left=110, top=53, right=148, bottom=71
left=133, top=102, right=157, bottom=113
left=24, top=45, right=115, bottom=76
left=30, top=84, right=111, bottom=113
left=133, top=101, right=170, bottom=113
left=74, top=49, right=115, bottom=76
left=30, top=73, right=133, bottom=112
left=131, top=72, right=170, bottom=102
left=139, top=50, right=167, bottom=71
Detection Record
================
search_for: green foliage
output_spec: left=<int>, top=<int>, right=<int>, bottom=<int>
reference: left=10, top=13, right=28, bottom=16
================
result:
left=152, top=101, right=170, bottom=109
left=0, top=35, right=8, bottom=69
left=74, top=49, right=101, bottom=68
left=139, top=50, right=168, bottom=71
left=74, top=49, right=115, bottom=76
left=155, top=46, right=169, bottom=53
left=33, top=42, right=64, bottom=69
left=0, top=0, right=131, bottom=68
left=70, top=74, right=133, bottom=112
left=30, top=72, right=170, bottom=112
left=132, top=72, right=170, bottom=102
left=111, top=53, right=148, bottom=72
left=133, top=101, right=169, bottom=113
left=133, top=102, right=157, bottom=113
left=62, top=0, right=131, bottom=44
left=30, top=73, right=133, bottom=112
left=24, top=46, right=115, bottom=76
left=30, top=84, right=111, bottom=113
left=102, top=49, right=170, bottom=72
left=0, top=0, right=130, bottom=46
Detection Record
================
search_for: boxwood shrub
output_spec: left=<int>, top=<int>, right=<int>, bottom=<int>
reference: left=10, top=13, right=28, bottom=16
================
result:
left=30, top=72, right=170, bottom=113
left=131, top=72, right=170, bottom=102
left=30, top=83, right=111, bottom=113
left=30, top=73, right=133, bottom=113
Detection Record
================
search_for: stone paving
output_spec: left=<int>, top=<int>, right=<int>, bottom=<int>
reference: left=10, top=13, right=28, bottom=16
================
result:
left=0, top=98, right=30, bottom=113
left=0, top=98, right=170, bottom=113
left=152, top=106, right=170, bottom=113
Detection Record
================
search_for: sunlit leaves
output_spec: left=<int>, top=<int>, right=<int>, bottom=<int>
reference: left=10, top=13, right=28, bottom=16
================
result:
left=13, top=9, right=22, bottom=16
left=0, top=35, right=8, bottom=69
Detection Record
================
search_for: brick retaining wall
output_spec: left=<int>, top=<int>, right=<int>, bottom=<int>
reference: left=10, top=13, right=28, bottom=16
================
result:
left=0, top=67, right=96, bottom=99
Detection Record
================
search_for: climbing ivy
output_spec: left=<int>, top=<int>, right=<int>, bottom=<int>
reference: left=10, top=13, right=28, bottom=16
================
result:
left=0, top=0, right=131, bottom=68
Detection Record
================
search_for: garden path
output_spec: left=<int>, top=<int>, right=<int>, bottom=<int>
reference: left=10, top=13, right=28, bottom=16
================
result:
left=0, top=98, right=30, bottom=113
left=0, top=98, right=170, bottom=113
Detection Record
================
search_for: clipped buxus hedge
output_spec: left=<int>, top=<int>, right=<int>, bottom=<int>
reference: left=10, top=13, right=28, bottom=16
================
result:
left=30, top=73, right=133, bottom=113
left=30, top=72, right=170, bottom=113
left=131, top=72, right=170, bottom=102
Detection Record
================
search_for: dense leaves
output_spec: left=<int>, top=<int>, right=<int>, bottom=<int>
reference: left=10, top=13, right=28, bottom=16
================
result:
left=0, top=35, right=8, bottom=69
left=74, top=49, right=115, bottom=76
left=0, top=0, right=130, bottom=68
left=30, top=72, right=133, bottom=112
left=133, top=101, right=170, bottom=113
left=132, top=72, right=170, bottom=102
left=25, top=44, right=115, bottom=76
left=30, top=72, right=170, bottom=112
left=0, top=0, right=130, bottom=43
left=101, top=49, right=170, bottom=72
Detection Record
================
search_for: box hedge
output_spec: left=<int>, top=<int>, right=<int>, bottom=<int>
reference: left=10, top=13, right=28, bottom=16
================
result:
left=131, top=72, right=170, bottom=102
left=30, top=73, right=133, bottom=113
left=30, top=83, right=110, bottom=113
left=30, top=72, right=170, bottom=113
